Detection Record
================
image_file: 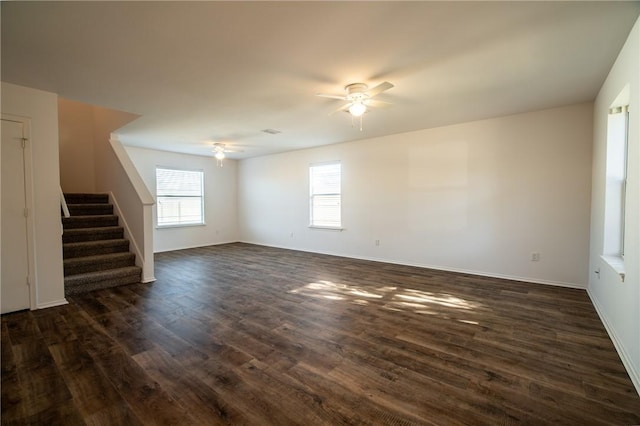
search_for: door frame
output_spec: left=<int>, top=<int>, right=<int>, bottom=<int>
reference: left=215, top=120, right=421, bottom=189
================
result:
left=2, top=114, right=37, bottom=310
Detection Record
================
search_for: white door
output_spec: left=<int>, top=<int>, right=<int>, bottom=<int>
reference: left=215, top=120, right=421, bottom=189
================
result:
left=1, top=118, right=31, bottom=313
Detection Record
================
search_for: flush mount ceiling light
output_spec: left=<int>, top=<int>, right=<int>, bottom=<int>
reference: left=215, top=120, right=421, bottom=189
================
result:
left=316, top=81, right=394, bottom=130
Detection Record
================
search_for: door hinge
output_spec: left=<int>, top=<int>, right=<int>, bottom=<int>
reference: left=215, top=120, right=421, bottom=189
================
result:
left=26, top=276, right=31, bottom=286
left=23, top=208, right=29, bottom=218
left=21, top=137, right=27, bottom=149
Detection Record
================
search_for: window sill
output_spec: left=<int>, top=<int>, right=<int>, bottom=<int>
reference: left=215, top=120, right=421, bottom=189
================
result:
left=308, top=225, right=344, bottom=231
left=601, top=254, right=626, bottom=282
left=156, top=223, right=206, bottom=230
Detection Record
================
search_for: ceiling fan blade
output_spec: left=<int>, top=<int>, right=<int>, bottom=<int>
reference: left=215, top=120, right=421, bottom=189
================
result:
left=316, top=93, right=347, bottom=100
left=329, top=103, right=351, bottom=115
left=224, top=149, right=244, bottom=153
left=365, top=81, right=394, bottom=98
left=364, top=99, right=393, bottom=109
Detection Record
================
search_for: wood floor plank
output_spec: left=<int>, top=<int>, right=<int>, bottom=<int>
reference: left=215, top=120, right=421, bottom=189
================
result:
left=2, top=242, right=640, bottom=424
left=1, top=320, right=26, bottom=423
left=48, top=340, right=128, bottom=419
left=132, top=347, right=250, bottom=425
left=83, top=403, right=144, bottom=426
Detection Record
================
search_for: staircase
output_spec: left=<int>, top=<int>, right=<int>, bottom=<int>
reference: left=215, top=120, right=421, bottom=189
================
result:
left=62, top=193, right=142, bottom=295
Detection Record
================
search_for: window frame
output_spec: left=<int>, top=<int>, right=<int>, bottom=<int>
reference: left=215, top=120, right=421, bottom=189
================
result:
left=601, top=101, right=629, bottom=282
left=620, top=106, right=629, bottom=258
left=309, top=161, right=343, bottom=230
left=603, top=105, right=629, bottom=258
left=155, top=166, right=205, bottom=229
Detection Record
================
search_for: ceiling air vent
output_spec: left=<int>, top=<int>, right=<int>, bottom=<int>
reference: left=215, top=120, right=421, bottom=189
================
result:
left=262, top=128, right=282, bottom=135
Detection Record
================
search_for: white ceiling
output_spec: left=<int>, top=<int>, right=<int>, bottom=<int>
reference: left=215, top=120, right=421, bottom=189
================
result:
left=2, top=1, right=639, bottom=159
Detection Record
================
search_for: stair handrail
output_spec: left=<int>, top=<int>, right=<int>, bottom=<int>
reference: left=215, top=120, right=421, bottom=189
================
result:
left=60, top=187, right=70, bottom=237
left=60, top=187, right=70, bottom=218
left=60, top=187, right=71, bottom=217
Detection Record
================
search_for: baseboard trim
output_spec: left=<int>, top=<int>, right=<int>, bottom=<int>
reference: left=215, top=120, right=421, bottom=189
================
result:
left=587, top=288, right=640, bottom=397
left=358, top=254, right=585, bottom=289
left=238, top=240, right=587, bottom=289
left=36, top=298, right=68, bottom=310
left=154, top=240, right=239, bottom=253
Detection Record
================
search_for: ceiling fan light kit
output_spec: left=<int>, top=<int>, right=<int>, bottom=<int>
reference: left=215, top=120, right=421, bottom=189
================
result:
left=212, top=142, right=241, bottom=167
left=316, top=81, right=394, bottom=131
left=348, top=101, right=366, bottom=117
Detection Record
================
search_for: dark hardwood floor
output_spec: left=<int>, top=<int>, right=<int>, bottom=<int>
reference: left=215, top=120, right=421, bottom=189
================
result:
left=2, top=243, right=640, bottom=425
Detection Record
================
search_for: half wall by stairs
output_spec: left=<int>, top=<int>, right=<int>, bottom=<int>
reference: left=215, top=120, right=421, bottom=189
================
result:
left=62, top=193, right=142, bottom=295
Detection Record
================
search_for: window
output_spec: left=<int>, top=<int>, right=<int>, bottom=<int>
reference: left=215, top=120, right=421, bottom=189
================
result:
left=156, top=167, right=204, bottom=227
left=603, top=105, right=629, bottom=259
left=310, top=162, right=341, bottom=228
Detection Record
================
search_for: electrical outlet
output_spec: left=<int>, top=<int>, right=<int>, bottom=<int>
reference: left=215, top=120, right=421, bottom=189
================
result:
left=290, top=232, right=294, bottom=238
left=531, top=252, right=540, bottom=262
left=375, top=239, right=380, bottom=246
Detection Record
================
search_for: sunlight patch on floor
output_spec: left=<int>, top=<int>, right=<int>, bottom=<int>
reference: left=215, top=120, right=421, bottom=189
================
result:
left=394, top=289, right=478, bottom=310
left=290, top=280, right=389, bottom=300
left=289, top=280, right=483, bottom=322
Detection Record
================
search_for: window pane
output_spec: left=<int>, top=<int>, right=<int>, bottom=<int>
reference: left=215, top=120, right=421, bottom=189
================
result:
left=312, top=195, right=341, bottom=227
left=603, top=106, right=628, bottom=257
left=156, top=168, right=204, bottom=226
left=311, top=163, right=341, bottom=194
left=156, top=168, right=203, bottom=196
left=310, top=162, right=341, bottom=227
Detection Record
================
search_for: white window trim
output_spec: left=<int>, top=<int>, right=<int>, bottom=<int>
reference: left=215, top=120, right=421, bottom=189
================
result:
left=601, top=255, right=626, bottom=283
left=156, top=223, right=206, bottom=230
left=601, top=100, right=629, bottom=282
left=309, top=161, right=342, bottom=229
left=155, top=166, right=205, bottom=228
left=308, top=225, right=345, bottom=231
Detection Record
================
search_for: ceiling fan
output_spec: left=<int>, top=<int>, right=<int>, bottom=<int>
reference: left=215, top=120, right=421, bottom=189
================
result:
left=212, top=143, right=242, bottom=166
left=316, top=81, right=394, bottom=130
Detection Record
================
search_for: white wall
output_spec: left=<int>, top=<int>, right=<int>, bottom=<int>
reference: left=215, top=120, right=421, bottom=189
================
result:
left=125, top=147, right=238, bottom=252
left=239, top=103, right=593, bottom=288
left=588, top=17, right=640, bottom=394
left=1, top=82, right=66, bottom=308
